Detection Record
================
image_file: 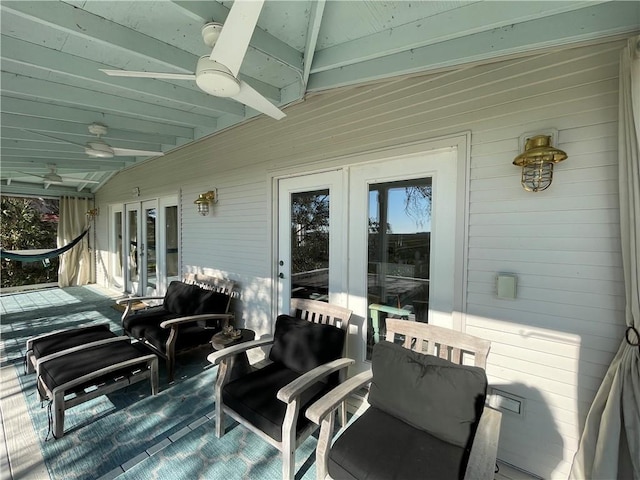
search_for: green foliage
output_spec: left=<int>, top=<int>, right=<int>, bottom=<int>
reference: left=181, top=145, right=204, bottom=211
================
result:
left=1, top=196, right=59, bottom=288
left=290, top=191, right=329, bottom=275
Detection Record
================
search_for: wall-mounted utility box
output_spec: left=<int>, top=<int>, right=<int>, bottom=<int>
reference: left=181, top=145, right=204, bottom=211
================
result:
left=496, top=273, right=517, bottom=299
left=488, top=388, right=525, bottom=417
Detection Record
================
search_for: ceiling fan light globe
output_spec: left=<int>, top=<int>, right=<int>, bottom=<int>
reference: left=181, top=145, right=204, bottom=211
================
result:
left=201, top=23, right=223, bottom=48
left=196, top=57, right=241, bottom=97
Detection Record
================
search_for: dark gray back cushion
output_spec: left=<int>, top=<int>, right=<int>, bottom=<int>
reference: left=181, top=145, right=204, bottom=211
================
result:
left=163, top=281, right=198, bottom=315
left=368, top=340, right=487, bottom=448
left=192, top=289, right=230, bottom=314
left=269, top=315, right=345, bottom=374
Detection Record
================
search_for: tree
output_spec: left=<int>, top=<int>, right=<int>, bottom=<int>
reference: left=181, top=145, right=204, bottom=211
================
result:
left=1, top=196, right=59, bottom=288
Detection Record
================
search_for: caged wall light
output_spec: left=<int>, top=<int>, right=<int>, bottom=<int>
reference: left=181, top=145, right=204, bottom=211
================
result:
left=194, top=190, right=217, bottom=216
left=513, top=134, right=567, bottom=192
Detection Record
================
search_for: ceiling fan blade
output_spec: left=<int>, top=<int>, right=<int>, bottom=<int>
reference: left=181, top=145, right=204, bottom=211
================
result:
left=210, top=0, right=264, bottom=77
left=233, top=81, right=286, bottom=120
left=61, top=177, right=100, bottom=184
left=18, top=171, right=46, bottom=179
left=111, top=147, right=165, bottom=157
left=22, top=130, right=85, bottom=148
left=100, top=69, right=196, bottom=80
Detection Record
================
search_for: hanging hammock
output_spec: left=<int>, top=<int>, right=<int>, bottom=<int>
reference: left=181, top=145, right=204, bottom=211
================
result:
left=1, top=227, right=90, bottom=263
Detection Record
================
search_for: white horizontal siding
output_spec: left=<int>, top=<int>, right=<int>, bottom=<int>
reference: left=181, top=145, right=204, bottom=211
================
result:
left=94, top=38, right=630, bottom=479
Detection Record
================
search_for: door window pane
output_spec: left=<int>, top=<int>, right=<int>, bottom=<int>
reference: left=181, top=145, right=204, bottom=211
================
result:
left=367, top=179, right=432, bottom=359
left=128, top=210, right=138, bottom=283
left=165, top=205, right=179, bottom=283
left=290, top=189, right=329, bottom=301
left=114, top=211, right=123, bottom=279
left=145, top=207, right=156, bottom=293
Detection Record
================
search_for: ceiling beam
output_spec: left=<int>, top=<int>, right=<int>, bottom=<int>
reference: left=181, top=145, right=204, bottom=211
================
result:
left=1, top=148, right=136, bottom=162
left=311, top=1, right=609, bottom=74
left=171, top=0, right=304, bottom=73
left=1, top=72, right=218, bottom=129
left=2, top=1, right=196, bottom=72
left=0, top=35, right=245, bottom=118
left=308, top=2, right=640, bottom=91
left=1, top=113, right=187, bottom=144
left=1, top=98, right=185, bottom=144
left=302, top=0, right=326, bottom=87
left=0, top=181, right=95, bottom=197
left=2, top=159, right=125, bottom=172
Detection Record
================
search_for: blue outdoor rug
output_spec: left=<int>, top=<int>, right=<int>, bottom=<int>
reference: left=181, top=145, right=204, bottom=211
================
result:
left=1, top=287, right=317, bottom=480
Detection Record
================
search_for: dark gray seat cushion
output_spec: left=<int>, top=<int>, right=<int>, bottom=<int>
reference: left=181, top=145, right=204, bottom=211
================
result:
left=31, top=325, right=116, bottom=359
left=328, top=407, right=469, bottom=480
left=222, top=362, right=330, bottom=442
left=369, top=340, right=487, bottom=448
left=222, top=315, right=346, bottom=441
left=39, top=341, right=151, bottom=393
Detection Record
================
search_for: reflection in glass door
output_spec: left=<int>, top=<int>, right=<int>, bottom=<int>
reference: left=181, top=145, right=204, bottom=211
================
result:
left=142, top=200, right=157, bottom=295
left=367, top=179, right=432, bottom=359
left=125, top=205, right=140, bottom=294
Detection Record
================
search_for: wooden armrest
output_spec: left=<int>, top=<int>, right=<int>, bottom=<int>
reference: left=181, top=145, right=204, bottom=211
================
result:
left=160, top=313, right=234, bottom=329
left=277, top=358, right=355, bottom=404
left=115, top=296, right=163, bottom=305
left=306, top=369, right=373, bottom=424
left=464, top=406, right=502, bottom=480
left=207, top=337, right=274, bottom=365
left=26, top=322, right=111, bottom=350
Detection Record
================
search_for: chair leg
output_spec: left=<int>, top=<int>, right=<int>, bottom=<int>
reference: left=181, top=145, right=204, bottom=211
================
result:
left=53, top=391, right=65, bottom=438
left=282, top=403, right=298, bottom=480
left=215, top=360, right=229, bottom=438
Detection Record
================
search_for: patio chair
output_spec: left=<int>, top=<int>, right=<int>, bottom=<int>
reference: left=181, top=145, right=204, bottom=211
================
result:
left=306, top=318, right=502, bottom=480
left=208, top=298, right=353, bottom=480
left=117, top=274, right=235, bottom=381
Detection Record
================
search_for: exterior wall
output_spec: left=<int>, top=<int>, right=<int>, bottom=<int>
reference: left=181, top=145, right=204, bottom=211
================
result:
left=94, top=39, right=627, bottom=478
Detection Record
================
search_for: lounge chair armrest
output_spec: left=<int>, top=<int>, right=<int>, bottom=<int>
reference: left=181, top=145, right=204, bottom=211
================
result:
left=306, top=369, right=373, bottom=424
left=160, top=313, right=234, bottom=329
left=207, top=337, right=275, bottom=365
left=115, top=296, right=163, bottom=305
left=277, top=358, right=355, bottom=404
left=464, top=406, right=502, bottom=480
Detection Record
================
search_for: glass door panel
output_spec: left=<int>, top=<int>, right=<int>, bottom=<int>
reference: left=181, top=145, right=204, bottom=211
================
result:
left=143, top=201, right=157, bottom=295
left=367, top=179, right=432, bottom=359
left=291, top=189, right=330, bottom=301
left=164, top=205, right=179, bottom=285
left=125, top=205, right=140, bottom=294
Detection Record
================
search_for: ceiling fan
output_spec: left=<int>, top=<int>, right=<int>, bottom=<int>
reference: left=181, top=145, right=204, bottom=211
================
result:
left=25, top=123, right=165, bottom=159
left=99, top=0, right=285, bottom=120
left=18, top=164, right=100, bottom=185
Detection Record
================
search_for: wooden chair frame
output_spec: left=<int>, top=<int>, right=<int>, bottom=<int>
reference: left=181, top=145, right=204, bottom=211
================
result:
left=306, top=318, right=502, bottom=480
left=208, top=298, right=353, bottom=480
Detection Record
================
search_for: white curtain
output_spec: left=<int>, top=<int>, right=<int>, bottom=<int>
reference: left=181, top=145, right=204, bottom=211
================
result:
left=58, top=197, right=92, bottom=287
left=570, top=35, right=640, bottom=480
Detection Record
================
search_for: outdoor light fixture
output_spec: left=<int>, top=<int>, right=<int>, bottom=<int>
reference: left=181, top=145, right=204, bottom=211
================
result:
left=513, top=134, right=567, bottom=192
left=194, top=190, right=217, bottom=216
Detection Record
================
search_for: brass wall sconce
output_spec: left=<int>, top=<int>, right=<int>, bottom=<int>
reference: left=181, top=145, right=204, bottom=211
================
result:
left=513, top=135, right=567, bottom=192
left=194, top=190, right=217, bottom=216
left=86, top=208, right=99, bottom=218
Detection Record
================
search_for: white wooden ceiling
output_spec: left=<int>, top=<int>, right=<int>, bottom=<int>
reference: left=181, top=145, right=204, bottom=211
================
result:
left=1, top=0, right=638, bottom=196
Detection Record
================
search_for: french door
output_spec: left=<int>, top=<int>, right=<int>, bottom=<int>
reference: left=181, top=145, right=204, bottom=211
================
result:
left=276, top=171, right=345, bottom=314
left=275, top=145, right=462, bottom=369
